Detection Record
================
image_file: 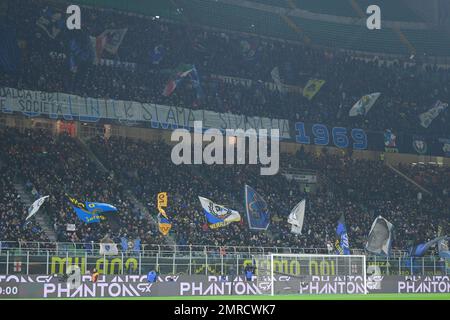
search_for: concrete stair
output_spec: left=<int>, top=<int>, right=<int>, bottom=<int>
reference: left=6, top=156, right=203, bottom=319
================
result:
left=78, top=137, right=176, bottom=245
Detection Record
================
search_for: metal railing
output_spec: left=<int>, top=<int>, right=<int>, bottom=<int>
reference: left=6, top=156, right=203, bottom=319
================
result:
left=0, top=241, right=411, bottom=258
left=0, top=248, right=447, bottom=277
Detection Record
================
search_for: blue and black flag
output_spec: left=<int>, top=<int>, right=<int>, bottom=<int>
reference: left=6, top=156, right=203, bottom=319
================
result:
left=244, top=185, right=270, bottom=230
left=66, top=195, right=117, bottom=223
left=335, top=214, right=350, bottom=255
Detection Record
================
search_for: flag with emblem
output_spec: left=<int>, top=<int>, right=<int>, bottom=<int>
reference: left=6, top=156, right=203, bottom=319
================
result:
left=349, top=93, right=381, bottom=117
left=302, top=79, right=325, bottom=100
left=157, top=192, right=172, bottom=235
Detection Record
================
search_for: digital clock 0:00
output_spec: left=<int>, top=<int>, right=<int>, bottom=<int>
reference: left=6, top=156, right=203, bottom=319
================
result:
left=0, top=286, right=19, bottom=295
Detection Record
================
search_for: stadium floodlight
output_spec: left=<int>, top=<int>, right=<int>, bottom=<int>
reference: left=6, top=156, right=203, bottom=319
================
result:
left=253, top=253, right=367, bottom=296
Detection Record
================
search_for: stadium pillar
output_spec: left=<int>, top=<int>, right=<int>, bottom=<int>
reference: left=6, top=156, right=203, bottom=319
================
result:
left=189, top=248, right=192, bottom=275
left=46, top=251, right=49, bottom=275
left=6, top=250, right=9, bottom=275
left=139, top=253, right=142, bottom=275
left=66, top=251, right=69, bottom=273
left=236, top=255, right=239, bottom=277
left=387, top=257, right=390, bottom=275
left=422, top=258, right=425, bottom=275
left=335, top=256, right=338, bottom=275
left=221, top=254, right=224, bottom=275
left=103, top=253, right=106, bottom=275
left=410, top=257, right=413, bottom=275
left=26, top=251, right=29, bottom=275
left=121, top=252, right=124, bottom=275
left=433, top=257, right=436, bottom=274
left=156, top=253, right=159, bottom=274
left=172, top=252, right=176, bottom=274
left=205, top=251, right=208, bottom=276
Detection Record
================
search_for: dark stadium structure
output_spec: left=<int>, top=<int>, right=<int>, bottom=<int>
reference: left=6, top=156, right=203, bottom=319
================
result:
left=0, top=0, right=449, bottom=282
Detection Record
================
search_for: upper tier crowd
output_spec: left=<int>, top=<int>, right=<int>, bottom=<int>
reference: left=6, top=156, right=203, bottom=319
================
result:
left=0, top=0, right=449, bottom=137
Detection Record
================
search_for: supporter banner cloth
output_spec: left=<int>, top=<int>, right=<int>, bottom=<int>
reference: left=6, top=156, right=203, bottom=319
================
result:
left=26, top=196, right=49, bottom=221
left=199, top=196, right=241, bottom=229
left=349, top=93, right=381, bottom=117
left=365, top=216, right=394, bottom=256
left=0, top=87, right=291, bottom=139
left=244, top=185, right=270, bottom=231
left=287, top=200, right=305, bottom=235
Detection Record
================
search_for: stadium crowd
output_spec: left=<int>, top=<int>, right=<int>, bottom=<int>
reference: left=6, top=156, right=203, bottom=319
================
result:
left=87, top=135, right=449, bottom=250
left=0, top=122, right=448, bottom=252
left=1, top=0, right=449, bottom=137
left=398, top=163, right=450, bottom=200
left=0, top=0, right=449, bottom=254
left=0, top=127, right=163, bottom=247
left=0, top=157, right=49, bottom=244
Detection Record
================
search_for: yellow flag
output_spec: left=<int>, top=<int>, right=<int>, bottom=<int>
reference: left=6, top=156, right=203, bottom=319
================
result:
left=303, top=79, right=325, bottom=101
left=157, top=192, right=168, bottom=210
left=156, top=192, right=171, bottom=236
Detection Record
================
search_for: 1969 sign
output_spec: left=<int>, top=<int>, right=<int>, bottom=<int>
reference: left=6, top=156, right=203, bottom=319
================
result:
left=295, top=122, right=368, bottom=150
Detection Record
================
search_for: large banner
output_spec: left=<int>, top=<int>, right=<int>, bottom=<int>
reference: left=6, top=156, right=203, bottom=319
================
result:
left=2, top=86, right=449, bottom=157
left=287, top=200, right=305, bottom=235
left=0, top=275, right=448, bottom=298
left=0, top=87, right=291, bottom=139
left=294, top=121, right=450, bottom=157
left=199, top=196, right=241, bottom=229
left=245, top=185, right=270, bottom=231
left=365, top=216, right=394, bottom=256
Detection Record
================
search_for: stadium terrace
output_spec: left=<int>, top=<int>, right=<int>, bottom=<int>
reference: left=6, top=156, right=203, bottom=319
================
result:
left=0, top=0, right=449, bottom=302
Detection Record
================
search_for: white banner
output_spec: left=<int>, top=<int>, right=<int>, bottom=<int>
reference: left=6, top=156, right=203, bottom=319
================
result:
left=66, top=224, right=76, bottom=231
left=287, top=199, right=305, bottom=235
left=282, top=173, right=317, bottom=183
left=99, top=243, right=119, bottom=255
left=349, top=92, right=381, bottom=117
left=419, top=100, right=448, bottom=128
left=199, top=196, right=241, bottom=229
left=25, top=195, right=49, bottom=221
left=0, top=87, right=291, bottom=139
left=365, top=216, right=394, bottom=256
left=211, top=74, right=303, bottom=94
left=270, top=67, right=286, bottom=93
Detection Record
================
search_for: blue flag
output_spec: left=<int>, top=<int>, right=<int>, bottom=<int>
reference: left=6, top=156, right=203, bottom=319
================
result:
left=67, top=195, right=117, bottom=223
left=133, top=239, right=141, bottom=252
left=151, top=45, right=165, bottom=64
left=410, top=236, right=449, bottom=257
left=69, top=33, right=94, bottom=72
left=190, top=65, right=203, bottom=100
left=335, top=215, right=350, bottom=255
left=120, top=237, right=140, bottom=252
left=244, top=185, right=270, bottom=230
left=120, top=237, right=128, bottom=251
left=0, top=24, right=20, bottom=74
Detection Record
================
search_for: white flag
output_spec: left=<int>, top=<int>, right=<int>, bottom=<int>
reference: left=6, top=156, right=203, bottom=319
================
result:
left=365, top=216, right=394, bottom=256
left=287, top=199, right=305, bottom=235
left=199, top=196, right=241, bottom=229
left=349, top=92, right=381, bottom=117
left=419, top=100, right=448, bottom=128
left=26, top=195, right=49, bottom=221
left=271, top=67, right=286, bottom=93
left=99, top=243, right=119, bottom=255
